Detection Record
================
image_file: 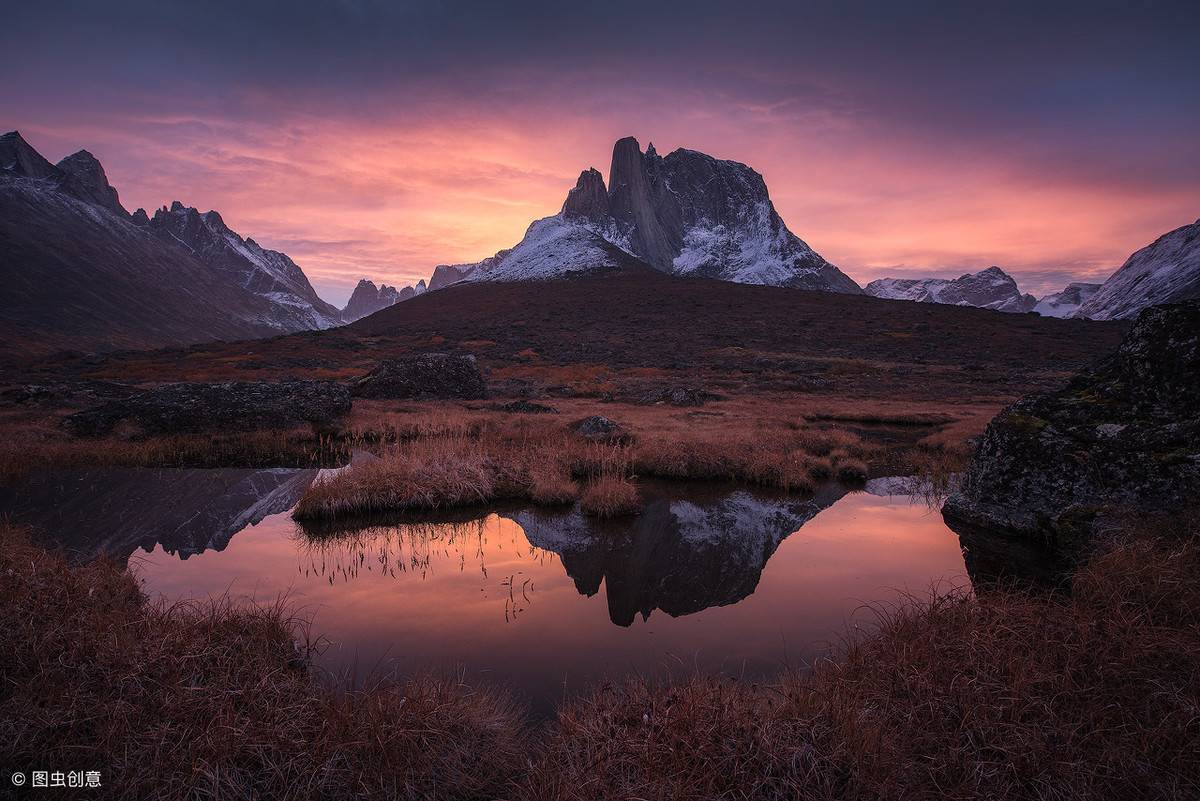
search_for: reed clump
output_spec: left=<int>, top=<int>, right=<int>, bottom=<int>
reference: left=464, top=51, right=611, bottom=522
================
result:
left=580, top=475, right=641, bottom=518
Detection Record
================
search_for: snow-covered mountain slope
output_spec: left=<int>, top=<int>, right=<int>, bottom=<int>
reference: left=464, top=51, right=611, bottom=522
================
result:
left=1033, top=282, right=1102, bottom=318
left=147, top=201, right=342, bottom=331
left=1074, top=219, right=1200, bottom=320
left=340, top=277, right=427, bottom=322
left=462, top=215, right=652, bottom=283
left=864, top=267, right=1038, bottom=313
left=442, top=136, right=860, bottom=292
left=0, top=130, right=348, bottom=352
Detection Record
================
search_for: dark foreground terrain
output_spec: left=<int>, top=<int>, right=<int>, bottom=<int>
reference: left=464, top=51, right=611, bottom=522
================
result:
left=7, top=270, right=1125, bottom=399
left=2, top=274, right=1195, bottom=800
left=2, top=272, right=1126, bottom=484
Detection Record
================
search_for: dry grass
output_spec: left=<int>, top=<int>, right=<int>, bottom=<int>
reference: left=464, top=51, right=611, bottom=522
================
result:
left=291, top=406, right=885, bottom=520
left=580, top=475, right=641, bottom=518
left=526, top=531, right=1200, bottom=801
left=3, top=519, right=1197, bottom=799
left=0, top=524, right=524, bottom=801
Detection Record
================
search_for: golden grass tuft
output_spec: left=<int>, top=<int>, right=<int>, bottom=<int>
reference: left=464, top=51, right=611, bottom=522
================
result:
left=580, top=475, right=641, bottom=518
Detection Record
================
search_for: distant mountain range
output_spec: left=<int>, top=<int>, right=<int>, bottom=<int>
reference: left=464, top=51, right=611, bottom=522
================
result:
left=862, top=218, right=1199, bottom=319
left=864, top=267, right=1038, bottom=314
left=3, top=127, right=1197, bottom=355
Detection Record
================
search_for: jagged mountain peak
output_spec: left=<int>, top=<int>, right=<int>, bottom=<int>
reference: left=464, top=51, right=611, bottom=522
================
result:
left=561, top=167, right=609, bottom=220
left=0, top=130, right=59, bottom=179
left=56, top=149, right=127, bottom=216
left=447, top=136, right=858, bottom=292
left=341, top=275, right=428, bottom=322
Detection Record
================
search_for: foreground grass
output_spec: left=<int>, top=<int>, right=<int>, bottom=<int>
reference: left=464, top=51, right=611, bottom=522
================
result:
left=0, top=525, right=524, bottom=801
left=3, top=521, right=1197, bottom=800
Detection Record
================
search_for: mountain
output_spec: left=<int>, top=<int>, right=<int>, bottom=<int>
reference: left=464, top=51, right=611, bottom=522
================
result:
left=341, top=278, right=427, bottom=322
left=443, top=136, right=861, bottom=292
left=864, top=267, right=1038, bottom=313
left=0, top=131, right=343, bottom=354
left=1033, top=282, right=1102, bottom=318
left=428, top=262, right=483, bottom=290
left=1074, top=219, right=1200, bottom=320
left=144, top=201, right=341, bottom=331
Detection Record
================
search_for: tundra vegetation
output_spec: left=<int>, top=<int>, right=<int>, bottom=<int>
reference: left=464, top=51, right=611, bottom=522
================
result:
left=2, top=516, right=1196, bottom=801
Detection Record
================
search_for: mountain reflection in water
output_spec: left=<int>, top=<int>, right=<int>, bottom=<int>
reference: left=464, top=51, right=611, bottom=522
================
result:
left=2, top=466, right=972, bottom=713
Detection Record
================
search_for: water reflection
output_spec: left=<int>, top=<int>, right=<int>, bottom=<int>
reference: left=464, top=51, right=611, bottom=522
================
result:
left=2, top=466, right=973, bottom=713
left=0, top=467, right=318, bottom=561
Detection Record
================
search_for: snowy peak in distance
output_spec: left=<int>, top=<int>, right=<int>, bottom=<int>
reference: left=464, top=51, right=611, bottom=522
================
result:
left=864, top=266, right=1037, bottom=313
left=441, top=136, right=861, bottom=293
left=1034, top=282, right=1101, bottom=318
left=1075, top=219, right=1200, bottom=320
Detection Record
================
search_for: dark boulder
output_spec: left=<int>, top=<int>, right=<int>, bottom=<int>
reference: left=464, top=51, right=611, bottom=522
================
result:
left=638, top=387, right=707, bottom=407
left=351, top=353, right=487, bottom=400
left=491, top=399, right=559, bottom=414
left=571, top=415, right=631, bottom=443
left=64, top=381, right=351, bottom=437
left=943, top=301, right=1200, bottom=558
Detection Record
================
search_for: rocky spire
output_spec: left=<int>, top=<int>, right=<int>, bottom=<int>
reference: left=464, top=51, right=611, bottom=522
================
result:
left=561, top=167, right=609, bottom=221
left=605, top=136, right=678, bottom=272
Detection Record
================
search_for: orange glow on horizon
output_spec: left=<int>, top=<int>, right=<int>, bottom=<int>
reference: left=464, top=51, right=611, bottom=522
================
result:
left=20, top=102, right=1199, bottom=304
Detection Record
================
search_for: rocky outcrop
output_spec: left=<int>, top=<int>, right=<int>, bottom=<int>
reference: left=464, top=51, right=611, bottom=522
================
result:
left=561, top=167, right=610, bottom=220
left=1034, top=282, right=1102, bottom=318
left=350, top=354, right=487, bottom=400
left=865, top=267, right=1037, bottom=313
left=638, top=387, right=707, bottom=406
left=435, top=136, right=861, bottom=293
left=1075, top=219, right=1200, bottom=320
left=571, top=415, right=630, bottom=443
left=491, top=399, right=558, bottom=414
left=943, top=300, right=1200, bottom=556
left=64, top=381, right=352, bottom=437
left=428, top=262, right=482, bottom=290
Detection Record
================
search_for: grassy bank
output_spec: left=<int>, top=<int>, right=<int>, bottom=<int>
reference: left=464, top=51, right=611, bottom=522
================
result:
left=3, top=521, right=1197, bottom=800
left=294, top=407, right=883, bottom=519
left=0, top=396, right=975, bottom=487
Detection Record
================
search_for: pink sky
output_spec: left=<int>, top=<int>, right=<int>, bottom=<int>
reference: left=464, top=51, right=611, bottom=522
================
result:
left=17, top=94, right=1197, bottom=306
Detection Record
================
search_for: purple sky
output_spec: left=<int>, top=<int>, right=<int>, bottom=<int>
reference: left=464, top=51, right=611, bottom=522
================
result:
left=4, top=0, right=1198, bottom=304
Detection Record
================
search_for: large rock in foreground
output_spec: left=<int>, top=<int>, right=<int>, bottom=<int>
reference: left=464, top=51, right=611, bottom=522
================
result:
left=351, top=354, right=487, bottom=400
left=65, top=381, right=351, bottom=437
left=943, top=301, right=1200, bottom=556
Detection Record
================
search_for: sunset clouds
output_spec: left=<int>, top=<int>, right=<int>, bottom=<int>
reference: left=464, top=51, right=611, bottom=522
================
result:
left=5, top=1, right=1198, bottom=303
